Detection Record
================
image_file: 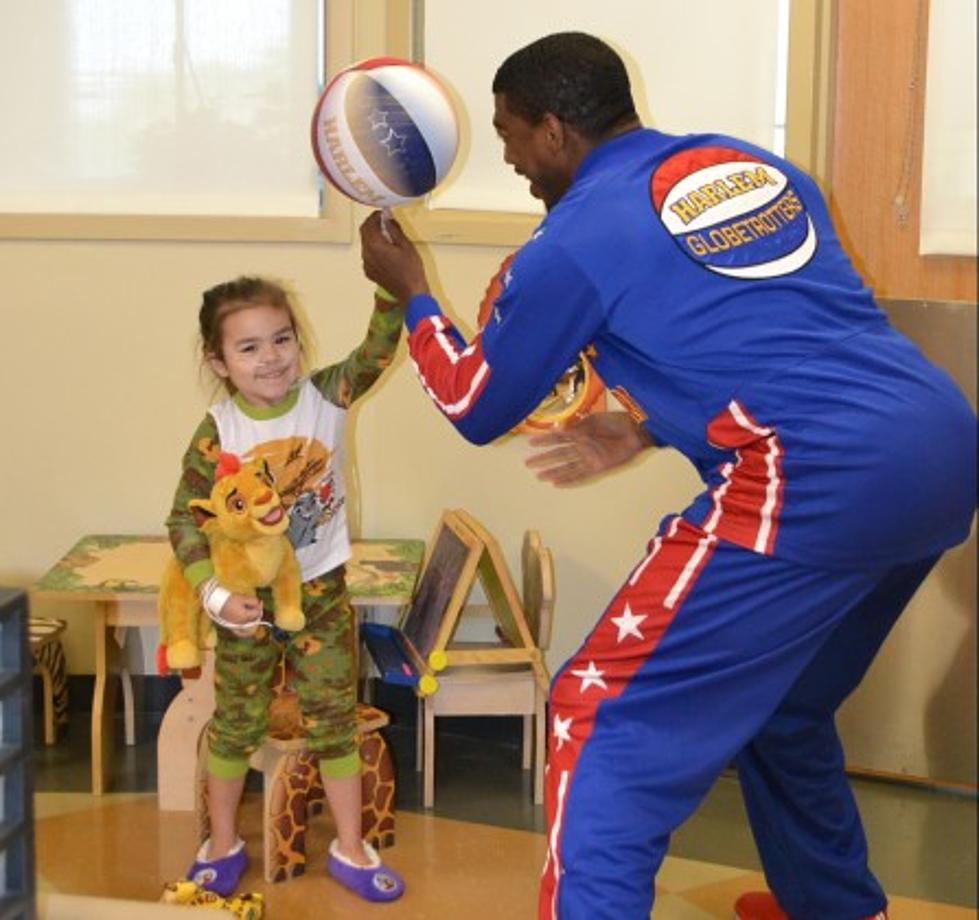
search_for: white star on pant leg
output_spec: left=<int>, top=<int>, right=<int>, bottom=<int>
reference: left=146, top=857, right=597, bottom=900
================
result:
left=611, top=603, right=646, bottom=642
left=552, top=713, right=573, bottom=750
left=570, top=661, right=608, bottom=693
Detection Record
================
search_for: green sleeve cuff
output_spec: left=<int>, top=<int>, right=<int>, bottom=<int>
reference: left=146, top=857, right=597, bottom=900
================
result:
left=207, top=750, right=251, bottom=780
left=318, top=750, right=361, bottom=780
left=374, top=285, right=399, bottom=304
left=185, top=559, right=215, bottom=591
left=370, top=301, right=406, bottom=333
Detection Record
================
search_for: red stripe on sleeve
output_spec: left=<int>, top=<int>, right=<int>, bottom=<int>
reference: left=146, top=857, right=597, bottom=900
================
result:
left=408, top=316, right=492, bottom=420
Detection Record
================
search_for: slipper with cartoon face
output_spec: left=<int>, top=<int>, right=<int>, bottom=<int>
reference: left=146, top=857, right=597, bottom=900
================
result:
left=326, top=839, right=405, bottom=902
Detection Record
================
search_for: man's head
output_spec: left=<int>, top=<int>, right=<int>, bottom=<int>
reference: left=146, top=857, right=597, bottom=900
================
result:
left=491, top=32, right=639, bottom=208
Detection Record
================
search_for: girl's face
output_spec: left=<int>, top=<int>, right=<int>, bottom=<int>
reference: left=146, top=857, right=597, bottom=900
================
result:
left=209, top=303, right=301, bottom=407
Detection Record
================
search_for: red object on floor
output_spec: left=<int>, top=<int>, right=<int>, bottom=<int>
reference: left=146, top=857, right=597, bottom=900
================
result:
left=734, top=891, right=888, bottom=920
left=734, top=892, right=790, bottom=920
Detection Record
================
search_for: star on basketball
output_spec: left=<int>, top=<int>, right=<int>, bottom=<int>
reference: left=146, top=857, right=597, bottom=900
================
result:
left=367, top=109, right=390, bottom=131
left=380, top=129, right=407, bottom=156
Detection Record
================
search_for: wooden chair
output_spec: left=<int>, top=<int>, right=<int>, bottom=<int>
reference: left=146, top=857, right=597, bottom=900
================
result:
left=416, top=529, right=555, bottom=808
left=29, top=617, right=69, bottom=745
left=191, top=653, right=397, bottom=884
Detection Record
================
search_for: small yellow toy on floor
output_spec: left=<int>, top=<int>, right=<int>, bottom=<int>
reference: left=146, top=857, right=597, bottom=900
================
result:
left=157, top=453, right=305, bottom=672
left=161, top=879, right=265, bottom=919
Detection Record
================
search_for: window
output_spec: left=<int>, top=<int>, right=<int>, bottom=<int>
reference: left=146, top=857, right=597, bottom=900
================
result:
left=386, top=0, right=829, bottom=246
left=0, top=0, right=354, bottom=241
left=920, top=0, right=977, bottom=256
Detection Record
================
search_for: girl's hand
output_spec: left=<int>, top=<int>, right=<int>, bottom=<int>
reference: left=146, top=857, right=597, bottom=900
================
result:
left=525, top=411, right=654, bottom=486
left=220, top=593, right=264, bottom=637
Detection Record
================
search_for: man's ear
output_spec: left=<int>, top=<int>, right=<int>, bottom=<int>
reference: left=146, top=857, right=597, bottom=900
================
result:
left=188, top=499, right=217, bottom=527
left=540, top=112, right=567, bottom=152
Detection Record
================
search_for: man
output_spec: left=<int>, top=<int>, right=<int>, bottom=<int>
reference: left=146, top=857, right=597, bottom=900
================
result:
left=360, top=32, right=976, bottom=920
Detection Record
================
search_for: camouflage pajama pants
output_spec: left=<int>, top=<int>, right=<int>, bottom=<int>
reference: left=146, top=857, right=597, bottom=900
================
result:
left=208, top=566, right=358, bottom=767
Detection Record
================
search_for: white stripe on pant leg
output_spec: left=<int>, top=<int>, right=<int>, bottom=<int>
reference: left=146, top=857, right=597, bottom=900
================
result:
left=548, top=770, right=569, bottom=920
left=664, top=534, right=717, bottom=610
left=754, top=435, right=781, bottom=552
left=703, top=460, right=735, bottom=534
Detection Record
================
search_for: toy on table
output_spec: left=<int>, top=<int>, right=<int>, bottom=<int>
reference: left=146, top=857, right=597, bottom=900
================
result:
left=160, top=879, right=264, bottom=919
left=157, top=453, right=305, bottom=672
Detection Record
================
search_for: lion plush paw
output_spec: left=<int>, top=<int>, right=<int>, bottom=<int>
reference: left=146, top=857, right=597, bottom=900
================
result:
left=166, top=638, right=202, bottom=671
left=273, top=606, right=306, bottom=632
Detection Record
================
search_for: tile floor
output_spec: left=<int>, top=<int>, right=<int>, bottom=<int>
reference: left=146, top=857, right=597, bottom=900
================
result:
left=31, top=691, right=978, bottom=918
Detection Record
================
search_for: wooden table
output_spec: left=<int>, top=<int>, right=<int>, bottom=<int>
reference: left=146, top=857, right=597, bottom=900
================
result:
left=31, top=534, right=424, bottom=799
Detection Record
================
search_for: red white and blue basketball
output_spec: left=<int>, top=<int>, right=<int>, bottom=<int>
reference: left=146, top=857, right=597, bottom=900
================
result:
left=311, top=56, right=459, bottom=208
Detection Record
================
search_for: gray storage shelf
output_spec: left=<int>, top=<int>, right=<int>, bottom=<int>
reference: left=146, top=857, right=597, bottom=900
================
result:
left=0, top=589, right=35, bottom=920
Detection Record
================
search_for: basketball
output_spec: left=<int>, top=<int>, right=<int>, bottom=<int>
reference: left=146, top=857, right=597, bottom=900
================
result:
left=311, top=56, right=459, bottom=208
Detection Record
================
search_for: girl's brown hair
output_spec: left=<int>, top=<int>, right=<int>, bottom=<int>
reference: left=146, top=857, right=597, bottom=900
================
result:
left=198, top=276, right=316, bottom=394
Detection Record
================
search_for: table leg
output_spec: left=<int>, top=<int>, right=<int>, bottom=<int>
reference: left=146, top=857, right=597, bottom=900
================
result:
left=91, top=601, right=120, bottom=795
left=121, top=666, right=135, bottom=746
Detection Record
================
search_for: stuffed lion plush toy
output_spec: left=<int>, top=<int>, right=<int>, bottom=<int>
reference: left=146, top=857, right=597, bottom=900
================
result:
left=157, top=452, right=305, bottom=672
left=161, top=879, right=265, bottom=919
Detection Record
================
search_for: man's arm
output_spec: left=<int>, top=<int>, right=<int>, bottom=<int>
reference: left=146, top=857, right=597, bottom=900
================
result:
left=360, top=212, right=605, bottom=444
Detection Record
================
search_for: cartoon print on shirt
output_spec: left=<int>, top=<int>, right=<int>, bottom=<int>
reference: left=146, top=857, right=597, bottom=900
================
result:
left=240, top=435, right=346, bottom=550
left=649, top=145, right=817, bottom=279
left=285, top=471, right=345, bottom=550
left=287, top=491, right=321, bottom=548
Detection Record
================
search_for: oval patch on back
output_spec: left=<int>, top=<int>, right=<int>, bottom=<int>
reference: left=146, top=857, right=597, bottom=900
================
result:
left=650, top=146, right=817, bottom=279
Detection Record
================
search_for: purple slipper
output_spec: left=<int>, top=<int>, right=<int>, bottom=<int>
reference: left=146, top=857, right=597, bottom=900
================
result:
left=187, top=837, right=247, bottom=897
left=327, top=839, right=405, bottom=902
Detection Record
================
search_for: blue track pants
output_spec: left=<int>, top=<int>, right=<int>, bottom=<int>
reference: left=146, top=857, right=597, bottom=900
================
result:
left=540, top=515, right=938, bottom=919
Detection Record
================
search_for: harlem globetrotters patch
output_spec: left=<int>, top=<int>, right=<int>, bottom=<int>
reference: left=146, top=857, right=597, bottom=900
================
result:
left=650, top=146, right=817, bottom=279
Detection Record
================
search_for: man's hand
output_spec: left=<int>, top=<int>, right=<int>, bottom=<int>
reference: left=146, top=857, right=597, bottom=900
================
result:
left=360, top=211, right=430, bottom=303
left=525, top=411, right=653, bottom=486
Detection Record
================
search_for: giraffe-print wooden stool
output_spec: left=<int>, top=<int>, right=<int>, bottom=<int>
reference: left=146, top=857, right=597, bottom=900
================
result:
left=195, top=702, right=397, bottom=884
left=29, top=617, right=69, bottom=745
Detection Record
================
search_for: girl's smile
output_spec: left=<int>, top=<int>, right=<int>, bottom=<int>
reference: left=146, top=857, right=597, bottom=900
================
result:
left=208, top=304, right=302, bottom=407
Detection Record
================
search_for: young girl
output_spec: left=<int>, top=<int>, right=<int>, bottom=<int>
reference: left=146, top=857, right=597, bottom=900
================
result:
left=166, top=276, right=405, bottom=902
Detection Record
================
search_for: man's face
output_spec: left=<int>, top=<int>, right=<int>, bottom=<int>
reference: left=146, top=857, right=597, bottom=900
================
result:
left=493, top=93, right=572, bottom=209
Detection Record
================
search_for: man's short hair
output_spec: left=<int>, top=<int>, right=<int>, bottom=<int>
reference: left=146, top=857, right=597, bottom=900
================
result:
left=492, top=32, right=638, bottom=140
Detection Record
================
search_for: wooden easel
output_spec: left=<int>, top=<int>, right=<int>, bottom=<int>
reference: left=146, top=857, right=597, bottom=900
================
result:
left=435, top=509, right=549, bottom=692
left=368, top=508, right=549, bottom=694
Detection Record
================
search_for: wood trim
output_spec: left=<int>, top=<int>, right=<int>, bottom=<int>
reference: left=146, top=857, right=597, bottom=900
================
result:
left=0, top=211, right=352, bottom=244
left=0, top=0, right=356, bottom=244
left=846, top=764, right=978, bottom=795
left=785, top=0, right=836, bottom=188
left=828, top=0, right=978, bottom=300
